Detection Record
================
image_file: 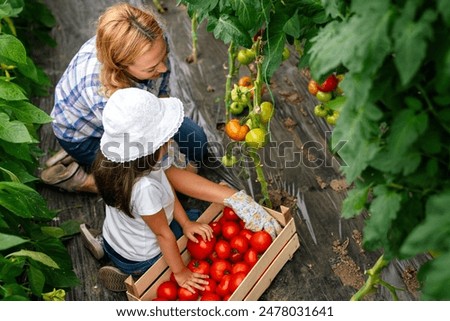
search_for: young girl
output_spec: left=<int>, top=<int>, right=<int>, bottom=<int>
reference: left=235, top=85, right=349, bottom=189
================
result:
left=92, top=87, right=212, bottom=292
left=90, top=87, right=282, bottom=292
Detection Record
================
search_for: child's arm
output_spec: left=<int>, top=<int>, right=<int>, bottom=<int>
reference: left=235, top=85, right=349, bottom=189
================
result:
left=165, top=166, right=236, bottom=203
left=172, top=193, right=213, bottom=243
left=142, top=210, right=209, bottom=292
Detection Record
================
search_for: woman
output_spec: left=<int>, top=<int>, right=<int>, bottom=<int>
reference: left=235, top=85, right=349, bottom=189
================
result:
left=41, top=2, right=207, bottom=193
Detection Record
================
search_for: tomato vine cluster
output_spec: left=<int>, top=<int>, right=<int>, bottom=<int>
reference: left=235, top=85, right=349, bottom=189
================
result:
left=153, top=207, right=273, bottom=301
left=308, top=74, right=344, bottom=126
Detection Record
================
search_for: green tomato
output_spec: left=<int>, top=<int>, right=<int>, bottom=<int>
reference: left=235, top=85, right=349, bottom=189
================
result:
left=230, top=102, right=245, bottom=115
left=231, top=84, right=250, bottom=105
left=245, top=118, right=254, bottom=130
left=237, top=48, right=256, bottom=65
left=282, top=47, right=290, bottom=61
left=260, top=101, right=274, bottom=123
left=314, top=104, right=328, bottom=118
left=326, top=111, right=340, bottom=126
left=245, top=128, right=267, bottom=149
left=222, top=155, right=238, bottom=167
left=316, top=90, right=332, bottom=102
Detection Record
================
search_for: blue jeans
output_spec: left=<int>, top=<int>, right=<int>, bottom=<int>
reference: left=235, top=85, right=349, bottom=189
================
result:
left=103, top=209, right=201, bottom=277
left=58, top=117, right=208, bottom=167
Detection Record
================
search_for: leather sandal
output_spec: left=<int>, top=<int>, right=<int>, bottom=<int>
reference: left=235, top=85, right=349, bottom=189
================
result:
left=40, top=162, right=88, bottom=192
left=45, top=149, right=75, bottom=168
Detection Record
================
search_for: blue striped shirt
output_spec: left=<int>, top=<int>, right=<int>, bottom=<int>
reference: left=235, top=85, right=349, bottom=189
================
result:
left=51, top=36, right=171, bottom=143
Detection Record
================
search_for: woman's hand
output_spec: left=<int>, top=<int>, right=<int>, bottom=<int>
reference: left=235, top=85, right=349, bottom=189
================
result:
left=182, top=220, right=213, bottom=243
left=174, top=266, right=209, bottom=293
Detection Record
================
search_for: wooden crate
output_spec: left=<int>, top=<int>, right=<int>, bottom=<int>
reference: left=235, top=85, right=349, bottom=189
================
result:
left=125, top=202, right=300, bottom=301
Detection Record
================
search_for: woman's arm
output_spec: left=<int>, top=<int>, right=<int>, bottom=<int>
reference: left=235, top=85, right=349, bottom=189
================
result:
left=142, top=210, right=208, bottom=292
left=165, top=166, right=236, bottom=203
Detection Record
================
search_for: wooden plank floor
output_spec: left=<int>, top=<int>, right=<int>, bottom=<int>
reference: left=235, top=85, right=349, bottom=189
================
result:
left=34, top=0, right=427, bottom=301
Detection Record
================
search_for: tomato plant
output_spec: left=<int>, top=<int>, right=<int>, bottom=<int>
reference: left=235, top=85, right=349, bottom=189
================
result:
left=230, top=101, right=245, bottom=115
left=236, top=48, right=255, bottom=65
left=259, top=101, right=274, bottom=124
left=156, top=281, right=178, bottom=301
left=186, top=235, right=216, bottom=260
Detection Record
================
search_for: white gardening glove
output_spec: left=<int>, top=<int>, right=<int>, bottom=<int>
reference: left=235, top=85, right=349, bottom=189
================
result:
left=223, top=190, right=282, bottom=239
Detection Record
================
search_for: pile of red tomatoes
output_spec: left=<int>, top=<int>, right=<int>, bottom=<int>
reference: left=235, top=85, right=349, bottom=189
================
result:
left=154, top=207, right=273, bottom=301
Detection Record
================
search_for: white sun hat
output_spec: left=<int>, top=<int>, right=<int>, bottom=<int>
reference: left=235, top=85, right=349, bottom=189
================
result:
left=100, top=88, right=184, bottom=163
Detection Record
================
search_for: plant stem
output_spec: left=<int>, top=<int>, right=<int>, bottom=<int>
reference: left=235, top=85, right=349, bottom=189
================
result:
left=248, top=150, right=272, bottom=208
left=350, top=254, right=393, bottom=301
left=190, top=12, right=198, bottom=63
left=225, top=42, right=237, bottom=123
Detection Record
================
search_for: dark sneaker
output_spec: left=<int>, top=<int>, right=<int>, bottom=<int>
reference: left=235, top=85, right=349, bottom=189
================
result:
left=98, top=266, right=128, bottom=292
left=80, top=223, right=104, bottom=260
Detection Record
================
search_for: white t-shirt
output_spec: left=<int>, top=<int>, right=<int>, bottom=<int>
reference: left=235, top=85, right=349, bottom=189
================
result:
left=102, top=169, right=175, bottom=261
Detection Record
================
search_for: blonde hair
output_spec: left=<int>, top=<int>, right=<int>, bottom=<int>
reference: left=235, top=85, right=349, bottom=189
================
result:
left=96, top=3, right=164, bottom=97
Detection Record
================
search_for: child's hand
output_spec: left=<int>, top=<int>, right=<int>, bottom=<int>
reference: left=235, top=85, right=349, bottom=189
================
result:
left=183, top=221, right=213, bottom=243
left=174, top=267, right=209, bottom=293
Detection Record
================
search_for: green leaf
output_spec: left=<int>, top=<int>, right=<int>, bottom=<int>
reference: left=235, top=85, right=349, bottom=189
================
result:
left=28, top=265, right=45, bottom=296
left=437, top=0, right=450, bottom=26
left=283, top=11, right=301, bottom=38
left=0, top=232, right=29, bottom=250
left=41, top=226, right=65, bottom=239
left=0, top=161, right=38, bottom=184
left=400, top=190, right=450, bottom=256
left=6, top=249, right=60, bottom=269
left=418, top=253, right=450, bottom=300
left=393, top=5, right=436, bottom=86
left=234, top=0, right=260, bottom=31
left=363, top=185, right=402, bottom=250
left=0, top=112, right=33, bottom=143
left=341, top=185, right=370, bottom=218
left=0, top=140, right=35, bottom=163
left=0, top=181, right=55, bottom=220
left=208, top=15, right=252, bottom=47
left=0, top=165, right=20, bottom=182
left=321, top=0, right=346, bottom=19
left=262, top=13, right=288, bottom=80
left=0, top=100, right=53, bottom=124
left=0, top=0, right=24, bottom=17
left=372, top=110, right=428, bottom=175
left=0, top=34, right=27, bottom=64
left=309, top=0, right=391, bottom=79
left=0, top=79, right=27, bottom=101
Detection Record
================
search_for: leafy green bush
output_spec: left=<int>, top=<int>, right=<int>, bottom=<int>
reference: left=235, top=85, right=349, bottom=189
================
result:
left=181, top=0, right=450, bottom=300
left=0, top=0, right=79, bottom=300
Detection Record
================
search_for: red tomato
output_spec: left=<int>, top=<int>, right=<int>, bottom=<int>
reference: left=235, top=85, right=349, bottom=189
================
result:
left=156, top=281, right=178, bottom=301
left=244, top=248, right=259, bottom=267
left=229, top=251, right=243, bottom=263
left=222, top=207, right=240, bottom=221
left=221, top=221, right=241, bottom=240
left=229, top=272, right=247, bottom=293
left=230, top=235, right=249, bottom=255
left=210, top=259, right=232, bottom=282
left=249, top=230, right=272, bottom=253
left=207, top=250, right=219, bottom=264
left=215, top=239, right=231, bottom=260
left=152, top=297, right=166, bottom=301
left=200, top=292, right=221, bottom=301
left=200, top=279, right=217, bottom=294
left=187, top=259, right=210, bottom=275
left=187, top=235, right=216, bottom=260
left=216, top=274, right=232, bottom=297
left=209, top=221, right=222, bottom=237
left=231, top=262, right=251, bottom=275
left=239, top=229, right=254, bottom=241
left=178, top=287, right=199, bottom=301
left=222, top=294, right=231, bottom=301
left=318, top=74, right=338, bottom=92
